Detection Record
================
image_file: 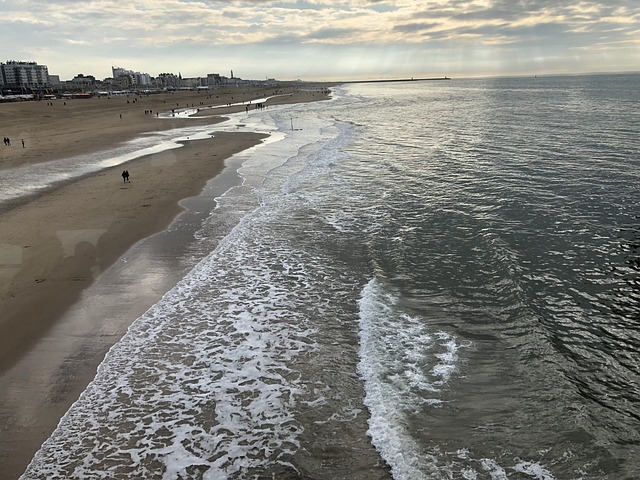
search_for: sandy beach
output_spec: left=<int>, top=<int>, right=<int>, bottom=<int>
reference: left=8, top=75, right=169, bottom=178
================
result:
left=0, top=85, right=330, bottom=478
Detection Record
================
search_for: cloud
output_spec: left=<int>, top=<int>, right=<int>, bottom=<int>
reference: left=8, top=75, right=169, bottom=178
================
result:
left=1, top=0, right=638, bottom=80
left=393, top=22, right=443, bottom=34
left=302, top=27, right=360, bottom=41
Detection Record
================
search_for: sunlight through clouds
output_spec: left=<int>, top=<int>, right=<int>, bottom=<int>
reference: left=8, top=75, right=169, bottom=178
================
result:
left=1, top=0, right=638, bottom=80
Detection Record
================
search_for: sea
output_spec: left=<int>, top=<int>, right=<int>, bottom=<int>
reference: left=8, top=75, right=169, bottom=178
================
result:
left=20, top=73, right=640, bottom=479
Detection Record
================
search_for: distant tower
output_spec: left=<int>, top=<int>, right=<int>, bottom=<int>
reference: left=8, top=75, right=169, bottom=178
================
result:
left=231, top=70, right=234, bottom=79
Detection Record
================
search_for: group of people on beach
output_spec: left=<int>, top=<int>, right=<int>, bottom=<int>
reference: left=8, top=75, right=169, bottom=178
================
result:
left=4, top=137, right=26, bottom=148
left=245, top=102, right=266, bottom=112
left=3, top=137, right=25, bottom=147
left=121, top=170, right=130, bottom=183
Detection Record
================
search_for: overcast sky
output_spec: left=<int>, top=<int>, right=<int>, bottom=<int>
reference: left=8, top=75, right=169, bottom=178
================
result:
left=2, top=0, right=639, bottom=81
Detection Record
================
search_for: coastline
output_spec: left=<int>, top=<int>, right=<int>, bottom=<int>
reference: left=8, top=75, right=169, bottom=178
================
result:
left=0, top=86, right=330, bottom=479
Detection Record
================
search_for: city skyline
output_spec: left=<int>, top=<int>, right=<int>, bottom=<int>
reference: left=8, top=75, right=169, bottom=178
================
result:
left=3, top=0, right=640, bottom=81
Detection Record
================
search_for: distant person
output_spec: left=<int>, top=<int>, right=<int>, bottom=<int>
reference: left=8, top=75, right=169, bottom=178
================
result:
left=21, top=139, right=24, bottom=148
left=122, top=170, right=130, bottom=183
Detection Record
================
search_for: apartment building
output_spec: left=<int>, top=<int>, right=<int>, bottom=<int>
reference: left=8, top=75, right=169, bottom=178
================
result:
left=0, top=60, right=50, bottom=91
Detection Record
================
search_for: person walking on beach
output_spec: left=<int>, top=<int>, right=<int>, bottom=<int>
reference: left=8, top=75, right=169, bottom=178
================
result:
left=122, top=170, right=130, bottom=183
left=21, top=139, right=25, bottom=148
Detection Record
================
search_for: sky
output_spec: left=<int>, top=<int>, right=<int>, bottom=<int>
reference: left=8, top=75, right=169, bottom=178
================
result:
left=2, top=0, right=639, bottom=81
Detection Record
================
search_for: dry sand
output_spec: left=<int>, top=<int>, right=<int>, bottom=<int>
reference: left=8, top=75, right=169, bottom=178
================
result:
left=0, top=85, right=330, bottom=478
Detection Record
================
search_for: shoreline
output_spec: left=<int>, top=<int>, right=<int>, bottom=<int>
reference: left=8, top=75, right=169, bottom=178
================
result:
left=0, top=86, right=318, bottom=169
left=0, top=132, right=268, bottom=372
left=0, top=86, right=330, bottom=479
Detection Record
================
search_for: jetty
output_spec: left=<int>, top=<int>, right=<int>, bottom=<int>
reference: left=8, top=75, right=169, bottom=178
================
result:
left=342, top=76, right=450, bottom=84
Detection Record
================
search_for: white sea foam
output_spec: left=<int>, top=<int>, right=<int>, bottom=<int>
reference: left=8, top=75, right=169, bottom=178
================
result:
left=356, top=277, right=561, bottom=479
left=22, top=102, right=344, bottom=480
left=23, top=230, right=318, bottom=478
left=514, top=460, right=556, bottom=479
left=357, top=278, right=465, bottom=479
left=480, top=458, right=509, bottom=479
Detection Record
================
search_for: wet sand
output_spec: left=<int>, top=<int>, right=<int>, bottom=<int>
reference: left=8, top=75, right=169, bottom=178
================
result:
left=0, top=86, right=330, bottom=479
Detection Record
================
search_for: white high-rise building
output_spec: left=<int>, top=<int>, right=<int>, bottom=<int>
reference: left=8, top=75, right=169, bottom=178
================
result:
left=112, top=66, right=152, bottom=87
left=1, top=61, right=49, bottom=90
left=112, top=66, right=131, bottom=79
left=135, top=72, right=151, bottom=85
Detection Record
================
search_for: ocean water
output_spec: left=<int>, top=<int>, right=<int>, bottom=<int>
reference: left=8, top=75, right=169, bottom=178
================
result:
left=22, top=74, right=640, bottom=479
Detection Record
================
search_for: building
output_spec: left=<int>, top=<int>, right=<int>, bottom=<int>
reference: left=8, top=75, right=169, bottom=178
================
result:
left=71, top=74, right=96, bottom=86
left=0, top=60, right=49, bottom=92
left=156, top=72, right=182, bottom=89
left=181, top=76, right=207, bottom=89
left=112, top=66, right=152, bottom=87
left=111, top=66, right=131, bottom=79
left=134, top=72, right=151, bottom=86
